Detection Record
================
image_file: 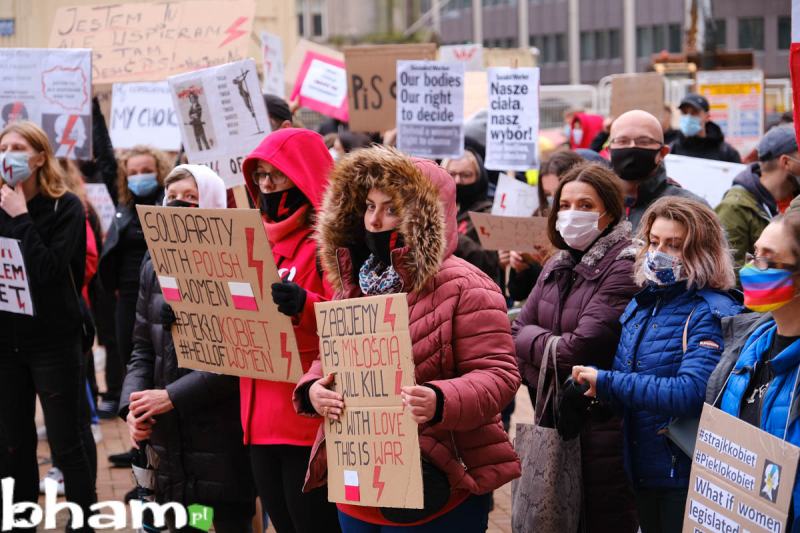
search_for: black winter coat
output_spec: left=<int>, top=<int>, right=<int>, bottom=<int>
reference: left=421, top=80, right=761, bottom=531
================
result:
left=669, top=120, right=742, bottom=163
left=119, top=255, right=254, bottom=506
left=0, top=192, right=85, bottom=350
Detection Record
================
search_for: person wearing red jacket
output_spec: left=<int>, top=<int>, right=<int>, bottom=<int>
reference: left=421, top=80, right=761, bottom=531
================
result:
left=294, top=146, right=521, bottom=531
left=240, top=128, right=340, bottom=533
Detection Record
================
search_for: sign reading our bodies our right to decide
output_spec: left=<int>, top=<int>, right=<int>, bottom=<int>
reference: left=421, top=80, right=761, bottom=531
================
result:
left=485, top=67, right=540, bottom=171
left=396, top=60, right=464, bottom=159
left=315, top=294, right=423, bottom=509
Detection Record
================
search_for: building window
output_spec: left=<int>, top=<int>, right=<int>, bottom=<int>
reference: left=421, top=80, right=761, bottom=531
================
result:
left=312, top=13, right=322, bottom=36
left=779, top=16, right=791, bottom=50
left=637, top=26, right=652, bottom=58
left=580, top=31, right=594, bottom=60
left=712, top=19, right=727, bottom=48
left=555, top=33, right=566, bottom=62
left=652, top=25, right=665, bottom=53
left=738, top=17, right=764, bottom=50
left=609, top=29, right=620, bottom=58
left=668, top=24, right=681, bottom=53
left=593, top=31, right=607, bottom=60
left=529, top=34, right=540, bottom=49
left=297, top=14, right=304, bottom=36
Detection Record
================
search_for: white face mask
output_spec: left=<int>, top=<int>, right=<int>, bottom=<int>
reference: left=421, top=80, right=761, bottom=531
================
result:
left=571, top=128, right=584, bottom=145
left=555, top=209, right=604, bottom=251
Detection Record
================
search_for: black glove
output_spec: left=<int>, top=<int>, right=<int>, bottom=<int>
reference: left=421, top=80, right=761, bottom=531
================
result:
left=556, top=376, right=591, bottom=441
left=161, top=303, right=177, bottom=331
left=271, top=280, right=307, bottom=316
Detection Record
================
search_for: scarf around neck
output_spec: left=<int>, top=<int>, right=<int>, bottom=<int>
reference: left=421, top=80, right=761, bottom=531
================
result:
left=358, top=254, right=403, bottom=296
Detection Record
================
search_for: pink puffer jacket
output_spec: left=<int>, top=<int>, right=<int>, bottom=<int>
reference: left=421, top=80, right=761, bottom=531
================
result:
left=293, top=147, right=521, bottom=496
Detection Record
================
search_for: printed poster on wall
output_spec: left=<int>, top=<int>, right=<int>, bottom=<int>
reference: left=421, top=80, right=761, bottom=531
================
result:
left=136, top=206, right=302, bottom=381
left=168, top=59, right=270, bottom=189
left=110, top=82, right=181, bottom=151
left=261, top=31, right=286, bottom=99
left=49, top=0, right=256, bottom=84
left=0, top=48, right=92, bottom=160
left=315, top=294, right=423, bottom=509
left=697, top=69, right=764, bottom=154
left=0, top=237, right=33, bottom=316
left=396, top=60, right=465, bottom=159
left=485, top=67, right=540, bottom=171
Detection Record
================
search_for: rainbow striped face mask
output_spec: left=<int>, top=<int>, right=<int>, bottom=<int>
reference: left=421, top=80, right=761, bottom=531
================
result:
left=739, top=263, right=796, bottom=313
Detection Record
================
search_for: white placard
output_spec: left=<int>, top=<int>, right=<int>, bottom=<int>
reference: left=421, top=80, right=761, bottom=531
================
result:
left=261, top=31, right=286, bottom=99
left=0, top=48, right=92, bottom=160
left=0, top=237, right=33, bottom=316
left=85, top=184, right=116, bottom=235
left=110, top=82, right=181, bottom=151
left=696, top=69, right=764, bottom=155
left=665, top=154, right=747, bottom=208
left=439, top=44, right=484, bottom=71
left=485, top=67, right=540, bottom=171
left=793, top=0, right=800, bottom=43
left=491, top=173, right=539, bottom=216
left=396, top=61, right=465, bottom=159
left=168, top=59, right=270, bottom=189
left=299, top=59, right=348, bottom=107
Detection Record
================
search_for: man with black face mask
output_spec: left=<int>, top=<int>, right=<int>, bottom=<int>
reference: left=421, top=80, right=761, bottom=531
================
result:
left=442, top=149, right=502, bottom=289
left=608, top=110, right=706, bottom=231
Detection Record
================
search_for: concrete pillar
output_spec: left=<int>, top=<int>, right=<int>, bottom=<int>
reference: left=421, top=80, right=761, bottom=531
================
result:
left=472, top=0, right=482, bottom=45
left=623, top=0, right=636, bottom=73
left=432, top=0, right=442, bottom=37
left=568, top=0, right=579, bottom=84
left=518, top=0, right=529, bottom=48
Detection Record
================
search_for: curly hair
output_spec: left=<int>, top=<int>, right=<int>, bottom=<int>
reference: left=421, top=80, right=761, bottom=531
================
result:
left=116, top=145, right=172, bottom=206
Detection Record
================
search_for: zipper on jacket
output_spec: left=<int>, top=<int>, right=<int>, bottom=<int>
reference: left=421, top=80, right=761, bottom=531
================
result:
left=669, top=454, right=677, bottom=479
left=450, top=432, right=467, bottom=471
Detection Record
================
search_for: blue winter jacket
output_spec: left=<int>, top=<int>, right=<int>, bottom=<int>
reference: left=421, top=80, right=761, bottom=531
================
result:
left=597, top=282, right=742, bottom=489
left=720, top=321, right=800, bottom=532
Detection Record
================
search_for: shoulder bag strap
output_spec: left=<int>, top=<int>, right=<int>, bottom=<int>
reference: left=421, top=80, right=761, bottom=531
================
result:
left=534, top=335, right=561, bottom=426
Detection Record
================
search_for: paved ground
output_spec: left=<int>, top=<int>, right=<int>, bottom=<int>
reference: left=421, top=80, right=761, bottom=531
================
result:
left=35, top=348, right=533, bottom=532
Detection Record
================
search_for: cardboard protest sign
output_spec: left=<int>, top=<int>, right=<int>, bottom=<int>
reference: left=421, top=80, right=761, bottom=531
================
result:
left=291, top=51, right=349, bottom=122
left=168, top=59, right=270, bottom=189
left=49, top=1, right=255, bottom=84
left=0, top=237, right=33, bottom=316
left=665, top=154, right=747, bottom=208
left=469, top=212, right=550, bottom=254
left=682, top=404, right=800, bottom=533
left=85, top=184, right=116, bottom=235
left=261, top=31, right=286, bottom=99
left=344, top=44, right=437, bottom=132
left=0, top=48, right=92, bottom=160
left=491, top=174, right=539, bottom=216
left=136, top=206, right=301, bottom=382
left=396, top=61, right=465, bottom=159
left=610, top=72, right=664, bottom=119
left=485, top=67, right=540, bottom=171
left=110, top=82, right=181, bottom=151
left=439, top=44, right=484, bottom=71
left=484, top=48, right=537, bottom=68
left=697, top=69, right=764, bottom=154
left=464, top=71, right=489, bottom=119
left=315, top=294, right=423, bottom=509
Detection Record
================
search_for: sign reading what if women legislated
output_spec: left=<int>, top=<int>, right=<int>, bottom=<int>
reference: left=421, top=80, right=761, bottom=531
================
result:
left=315, top=293, right=423, bottom=509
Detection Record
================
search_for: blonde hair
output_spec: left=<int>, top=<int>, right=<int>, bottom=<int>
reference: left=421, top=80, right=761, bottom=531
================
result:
left=441, top=150, right=479, bottom=176
left=116, top=145, right=172, bottom=206
left=634, top=197, right=735, bottom=290
left=0, top=121, right=68, bottom=198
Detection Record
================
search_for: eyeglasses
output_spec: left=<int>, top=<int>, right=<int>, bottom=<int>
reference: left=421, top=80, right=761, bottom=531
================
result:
left=252, top=170, right=288, bottom=186
left=449, top=171, right=475, bottom=181
left=745, top=252, right=798, bottom=272
left=609, top=136, right=664, bottom=149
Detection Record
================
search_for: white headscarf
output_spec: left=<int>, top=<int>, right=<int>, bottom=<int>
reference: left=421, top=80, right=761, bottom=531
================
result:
left=163, top=164, right=227, bottom=209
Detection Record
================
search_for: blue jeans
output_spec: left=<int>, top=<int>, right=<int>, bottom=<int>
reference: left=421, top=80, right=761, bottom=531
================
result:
left=337, top=493, right=492, bottom=533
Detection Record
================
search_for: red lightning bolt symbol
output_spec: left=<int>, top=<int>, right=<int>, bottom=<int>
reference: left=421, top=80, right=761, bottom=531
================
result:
left=383, top=297, right=396, bottom=331
left=372, top=466, right=385, bottom=501
left=59, top=115, right=79, bottom=157
left=219, top=17, right=248, bottom=47
left=277, top=192, right=290, bottom=218
left=479, top=226, right=490, bottom=238
left=3, top=157, right=13, bottom=183
left=245, top=228, right=264, bottom=297
left=500, top=193, right=507, bottom=209
left=281, top=332, right=293, bottom=379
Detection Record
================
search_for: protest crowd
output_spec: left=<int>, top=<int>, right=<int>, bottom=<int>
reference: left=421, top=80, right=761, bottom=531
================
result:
left=2, top=5, right=800, bottom=533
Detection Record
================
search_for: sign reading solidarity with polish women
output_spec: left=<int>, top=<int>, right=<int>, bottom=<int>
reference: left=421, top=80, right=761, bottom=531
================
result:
left=315, top=294, right=423, bottom=509
left=0, top=237, right=33, bottom=316
left=136, top=206, right=301, bottom=382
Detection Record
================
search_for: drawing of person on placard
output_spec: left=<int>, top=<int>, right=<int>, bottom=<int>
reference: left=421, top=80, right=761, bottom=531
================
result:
left=188, top=92, right=211, bottom=151
left=1, top=101, right=29, bottom=127
left=232, top=69, right=264, bottom=134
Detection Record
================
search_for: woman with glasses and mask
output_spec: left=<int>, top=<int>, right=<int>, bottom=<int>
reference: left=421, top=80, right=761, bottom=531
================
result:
left=511, top=162, right=639, bottom=533
left=710, top=213, right=800, bottom=530
left=240, top=128, right=341, bottom=533
left=573, top=197, right=741, bottom=533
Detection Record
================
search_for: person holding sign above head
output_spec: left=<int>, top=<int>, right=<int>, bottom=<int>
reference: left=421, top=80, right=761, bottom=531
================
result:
left=572, top=197, right=741, bottom=533
left=295, top=146, right=521, bottom=532
left=119, top=164, right=255, bottom=533
left=0, top=121, right=96, bottom=530
left=511, top=162, right=639, bottom=533
left=240, top=128, right=341, bottom=533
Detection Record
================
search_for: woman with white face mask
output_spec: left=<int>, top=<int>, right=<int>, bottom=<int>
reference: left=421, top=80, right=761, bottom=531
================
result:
left=511, top=162, right=639, bottom=533
left=572, top=197, right=740, bottom=533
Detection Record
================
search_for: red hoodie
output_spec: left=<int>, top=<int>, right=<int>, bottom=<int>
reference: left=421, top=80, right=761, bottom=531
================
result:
left=240, top=128, right=335, bottom=446
left=570, top=112, right=606, bottom=150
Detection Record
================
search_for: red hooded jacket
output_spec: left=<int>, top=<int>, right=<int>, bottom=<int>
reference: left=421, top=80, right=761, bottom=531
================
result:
left=240, top=128, right=334, bottom=446
left=570, top=112, right=606, bottom=150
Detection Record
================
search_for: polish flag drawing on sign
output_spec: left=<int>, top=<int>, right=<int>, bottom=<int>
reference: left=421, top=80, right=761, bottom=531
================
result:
left=229, top=282, right=259, bottom=311
left=344, top=470, right=361, bottom=502
left=158, top=276, right=182, bottom=302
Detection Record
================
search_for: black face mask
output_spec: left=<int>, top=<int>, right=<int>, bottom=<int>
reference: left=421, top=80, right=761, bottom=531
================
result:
left=259, top=187, right=308, bottom=222
left=456, top=181, right=484, bottom=210
left=610, top=147, right=661, bottom=181
left=364, top=229, right=403, bottom=266
left=166, top=199, right=198, bottom=208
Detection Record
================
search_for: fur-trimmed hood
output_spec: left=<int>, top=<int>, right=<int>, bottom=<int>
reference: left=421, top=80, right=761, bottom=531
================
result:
left=316, top=146, right=457, bottom=293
